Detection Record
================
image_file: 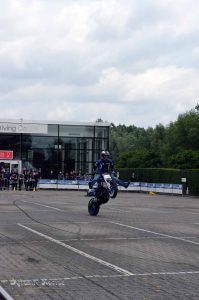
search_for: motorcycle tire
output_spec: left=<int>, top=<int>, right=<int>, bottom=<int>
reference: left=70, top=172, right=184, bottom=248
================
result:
left=88, top=198, right=100, bottom=216
left=109, top=181, right=118, bottom=198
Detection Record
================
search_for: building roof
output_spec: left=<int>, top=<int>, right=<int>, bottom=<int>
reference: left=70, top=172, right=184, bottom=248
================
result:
left=0, top=118, right=110, bottom=127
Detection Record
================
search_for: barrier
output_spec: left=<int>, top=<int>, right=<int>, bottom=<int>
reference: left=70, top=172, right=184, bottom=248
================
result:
left=38, top=180, right=183, bottom=195
left=78, top=180, right=90, bottom=190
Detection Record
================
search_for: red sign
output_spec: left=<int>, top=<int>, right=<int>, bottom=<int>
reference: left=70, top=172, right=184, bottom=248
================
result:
left=0, top=150, right=13, bottom=160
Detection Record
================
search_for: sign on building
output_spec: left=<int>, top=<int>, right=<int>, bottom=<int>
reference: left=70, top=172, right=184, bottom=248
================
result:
left=0, top=150, right=13, bottom=160
left=0, top=122, right=48, bottom=134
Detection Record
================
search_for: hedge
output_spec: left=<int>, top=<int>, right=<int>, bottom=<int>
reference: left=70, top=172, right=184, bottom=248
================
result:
left=118, top=168, right=199, bottom=196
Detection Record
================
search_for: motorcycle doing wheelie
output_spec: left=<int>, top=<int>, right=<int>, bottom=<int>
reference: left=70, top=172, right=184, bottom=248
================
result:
left=88, top=173, right=118, bottom=216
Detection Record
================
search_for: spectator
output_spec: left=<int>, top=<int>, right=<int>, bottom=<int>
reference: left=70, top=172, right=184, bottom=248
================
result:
left=0, top=171, right=4, bottom=190
left=33, top=170, right=39, bottom=190
left=49, top=170, right=54, bottom=179
left=38, top=168, right=42, bottom=179
left=130, top=172, right=137, bottom=182
left=4, top=169, right=11, bottom=190
left=18, top=173, right=24, bottom=191
left=58, top=171, right=64, bottom=180
left=65, top=172, right=70, bottom=180
left=24, top=170, right=30, bottom=191
left=10, top=172, right=18, bottom=191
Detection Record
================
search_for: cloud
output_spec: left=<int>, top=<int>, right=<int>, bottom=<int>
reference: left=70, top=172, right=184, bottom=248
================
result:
left=0, top=0, right=199, bottom=127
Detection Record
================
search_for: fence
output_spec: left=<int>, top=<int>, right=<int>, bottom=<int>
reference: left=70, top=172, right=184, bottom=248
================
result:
left=38, top=180, right=183, bottom=195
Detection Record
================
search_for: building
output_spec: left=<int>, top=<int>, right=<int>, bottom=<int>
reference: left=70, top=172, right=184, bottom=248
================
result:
left=0, top=119, right=110, bottom=178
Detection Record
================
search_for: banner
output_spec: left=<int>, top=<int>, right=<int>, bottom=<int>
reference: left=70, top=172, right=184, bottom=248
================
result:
left=0, top=122, right=48, bottom=134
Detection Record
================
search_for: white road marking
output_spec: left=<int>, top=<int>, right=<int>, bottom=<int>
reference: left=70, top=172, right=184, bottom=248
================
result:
left=0, top=211, right=23, bottom=213
left=0, top=209, right=51, bottom=213
left=107, top=207, right=173, bottom=214
left=106, top=207, right=132, bottom=213
left=0, top=286, right=14, bottom=300
left=2, top=270, right=199, bottom=287
left=18, top=223, right=133, bottom=276
left=110, top=222, right=199, bottom=246
left=11, top=220, right=110, bottom=225
left=57, top=236, right=197, bottom=242
left=107, top=207, right=189, bottom=214
left=19, top=200, right=63, bottom=211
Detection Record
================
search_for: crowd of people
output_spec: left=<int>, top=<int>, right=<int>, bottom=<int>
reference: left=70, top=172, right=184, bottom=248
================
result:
left=57, top=170, right=91, bottom=181
left=0, top=167, right=40, bottom=191
left=0, top=167, right=92, bottom=192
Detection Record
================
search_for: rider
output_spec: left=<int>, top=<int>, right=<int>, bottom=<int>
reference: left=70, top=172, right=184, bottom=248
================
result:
left=88, top=150, right=130, bottom=189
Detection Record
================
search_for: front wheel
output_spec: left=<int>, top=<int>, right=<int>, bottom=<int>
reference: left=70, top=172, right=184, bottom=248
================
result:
left=109, top=181, right=118, bottom=198
left=88, top=198, right=100, bottom=216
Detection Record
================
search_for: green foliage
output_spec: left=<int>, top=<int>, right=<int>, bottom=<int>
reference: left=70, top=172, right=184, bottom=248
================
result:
left=166, top=110, right=199, bottom=153
left=169, top=150, right=199, bottom=169
left=116, top=149, right=162, bottom=168
left=109, top=106, right=199, bottom=170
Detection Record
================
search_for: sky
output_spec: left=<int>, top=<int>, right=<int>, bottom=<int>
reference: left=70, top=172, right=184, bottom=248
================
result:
left=1, top=0, right=199, bottom=128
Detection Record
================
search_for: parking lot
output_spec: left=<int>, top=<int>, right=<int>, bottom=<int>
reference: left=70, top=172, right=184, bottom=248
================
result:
left=0, top=189, right=199, bottom=299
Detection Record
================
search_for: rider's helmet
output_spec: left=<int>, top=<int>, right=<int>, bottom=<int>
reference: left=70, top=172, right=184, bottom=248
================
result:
left=105, top=151, right=110, bottom=156
left=101, top=150, right=107, bottom=159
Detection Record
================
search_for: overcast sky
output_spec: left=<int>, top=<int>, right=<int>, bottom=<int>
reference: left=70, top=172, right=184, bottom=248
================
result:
left=1, top=0, right=199, bottom=128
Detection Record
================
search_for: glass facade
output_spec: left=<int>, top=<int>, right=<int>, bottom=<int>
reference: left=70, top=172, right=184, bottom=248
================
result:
left=0, top=121, right=109, bottom=178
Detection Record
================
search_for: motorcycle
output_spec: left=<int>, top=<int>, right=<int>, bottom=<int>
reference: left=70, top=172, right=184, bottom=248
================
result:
left=88, top=173, right=118, bottom=216
left=87, top=175, right=118, bottom=199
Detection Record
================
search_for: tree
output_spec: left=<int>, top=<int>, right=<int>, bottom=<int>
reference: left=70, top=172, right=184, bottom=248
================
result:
left=109, top=105, right=199, bottom=169
left=116, top=149, right=162, bottom=168
left=195, top=103, right=199, bottom=111
left=169, top=150, right=199, bottom=169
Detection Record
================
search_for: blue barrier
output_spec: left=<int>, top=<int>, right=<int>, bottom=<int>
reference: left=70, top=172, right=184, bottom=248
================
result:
left=38, top=180, right=183, bottom=194
left=78, top=180, right=89, bottom=185
left=129, top=182, right=140, bottom=187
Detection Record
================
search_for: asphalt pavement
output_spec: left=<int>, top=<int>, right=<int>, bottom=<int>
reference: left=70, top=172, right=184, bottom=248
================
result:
left=0, top=189, right=199, bottom=299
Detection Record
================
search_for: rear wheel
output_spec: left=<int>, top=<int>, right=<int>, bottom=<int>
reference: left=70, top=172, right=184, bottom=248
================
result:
left=88, top=198, right=100, bottom=216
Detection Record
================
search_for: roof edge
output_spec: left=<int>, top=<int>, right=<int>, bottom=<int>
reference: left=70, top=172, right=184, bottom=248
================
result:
left=0, top=118, right=110, bottom=127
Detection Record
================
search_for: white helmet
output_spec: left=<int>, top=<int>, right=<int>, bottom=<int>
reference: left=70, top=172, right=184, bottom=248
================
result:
left=101, top=150, right=107, bottom=157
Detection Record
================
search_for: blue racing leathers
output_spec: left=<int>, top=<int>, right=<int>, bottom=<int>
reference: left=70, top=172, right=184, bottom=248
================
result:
left=89, top=158, right=113, bottom=188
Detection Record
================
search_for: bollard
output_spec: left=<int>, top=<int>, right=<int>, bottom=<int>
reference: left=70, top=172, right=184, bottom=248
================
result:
left=181, top=178, right=187, bottom=196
